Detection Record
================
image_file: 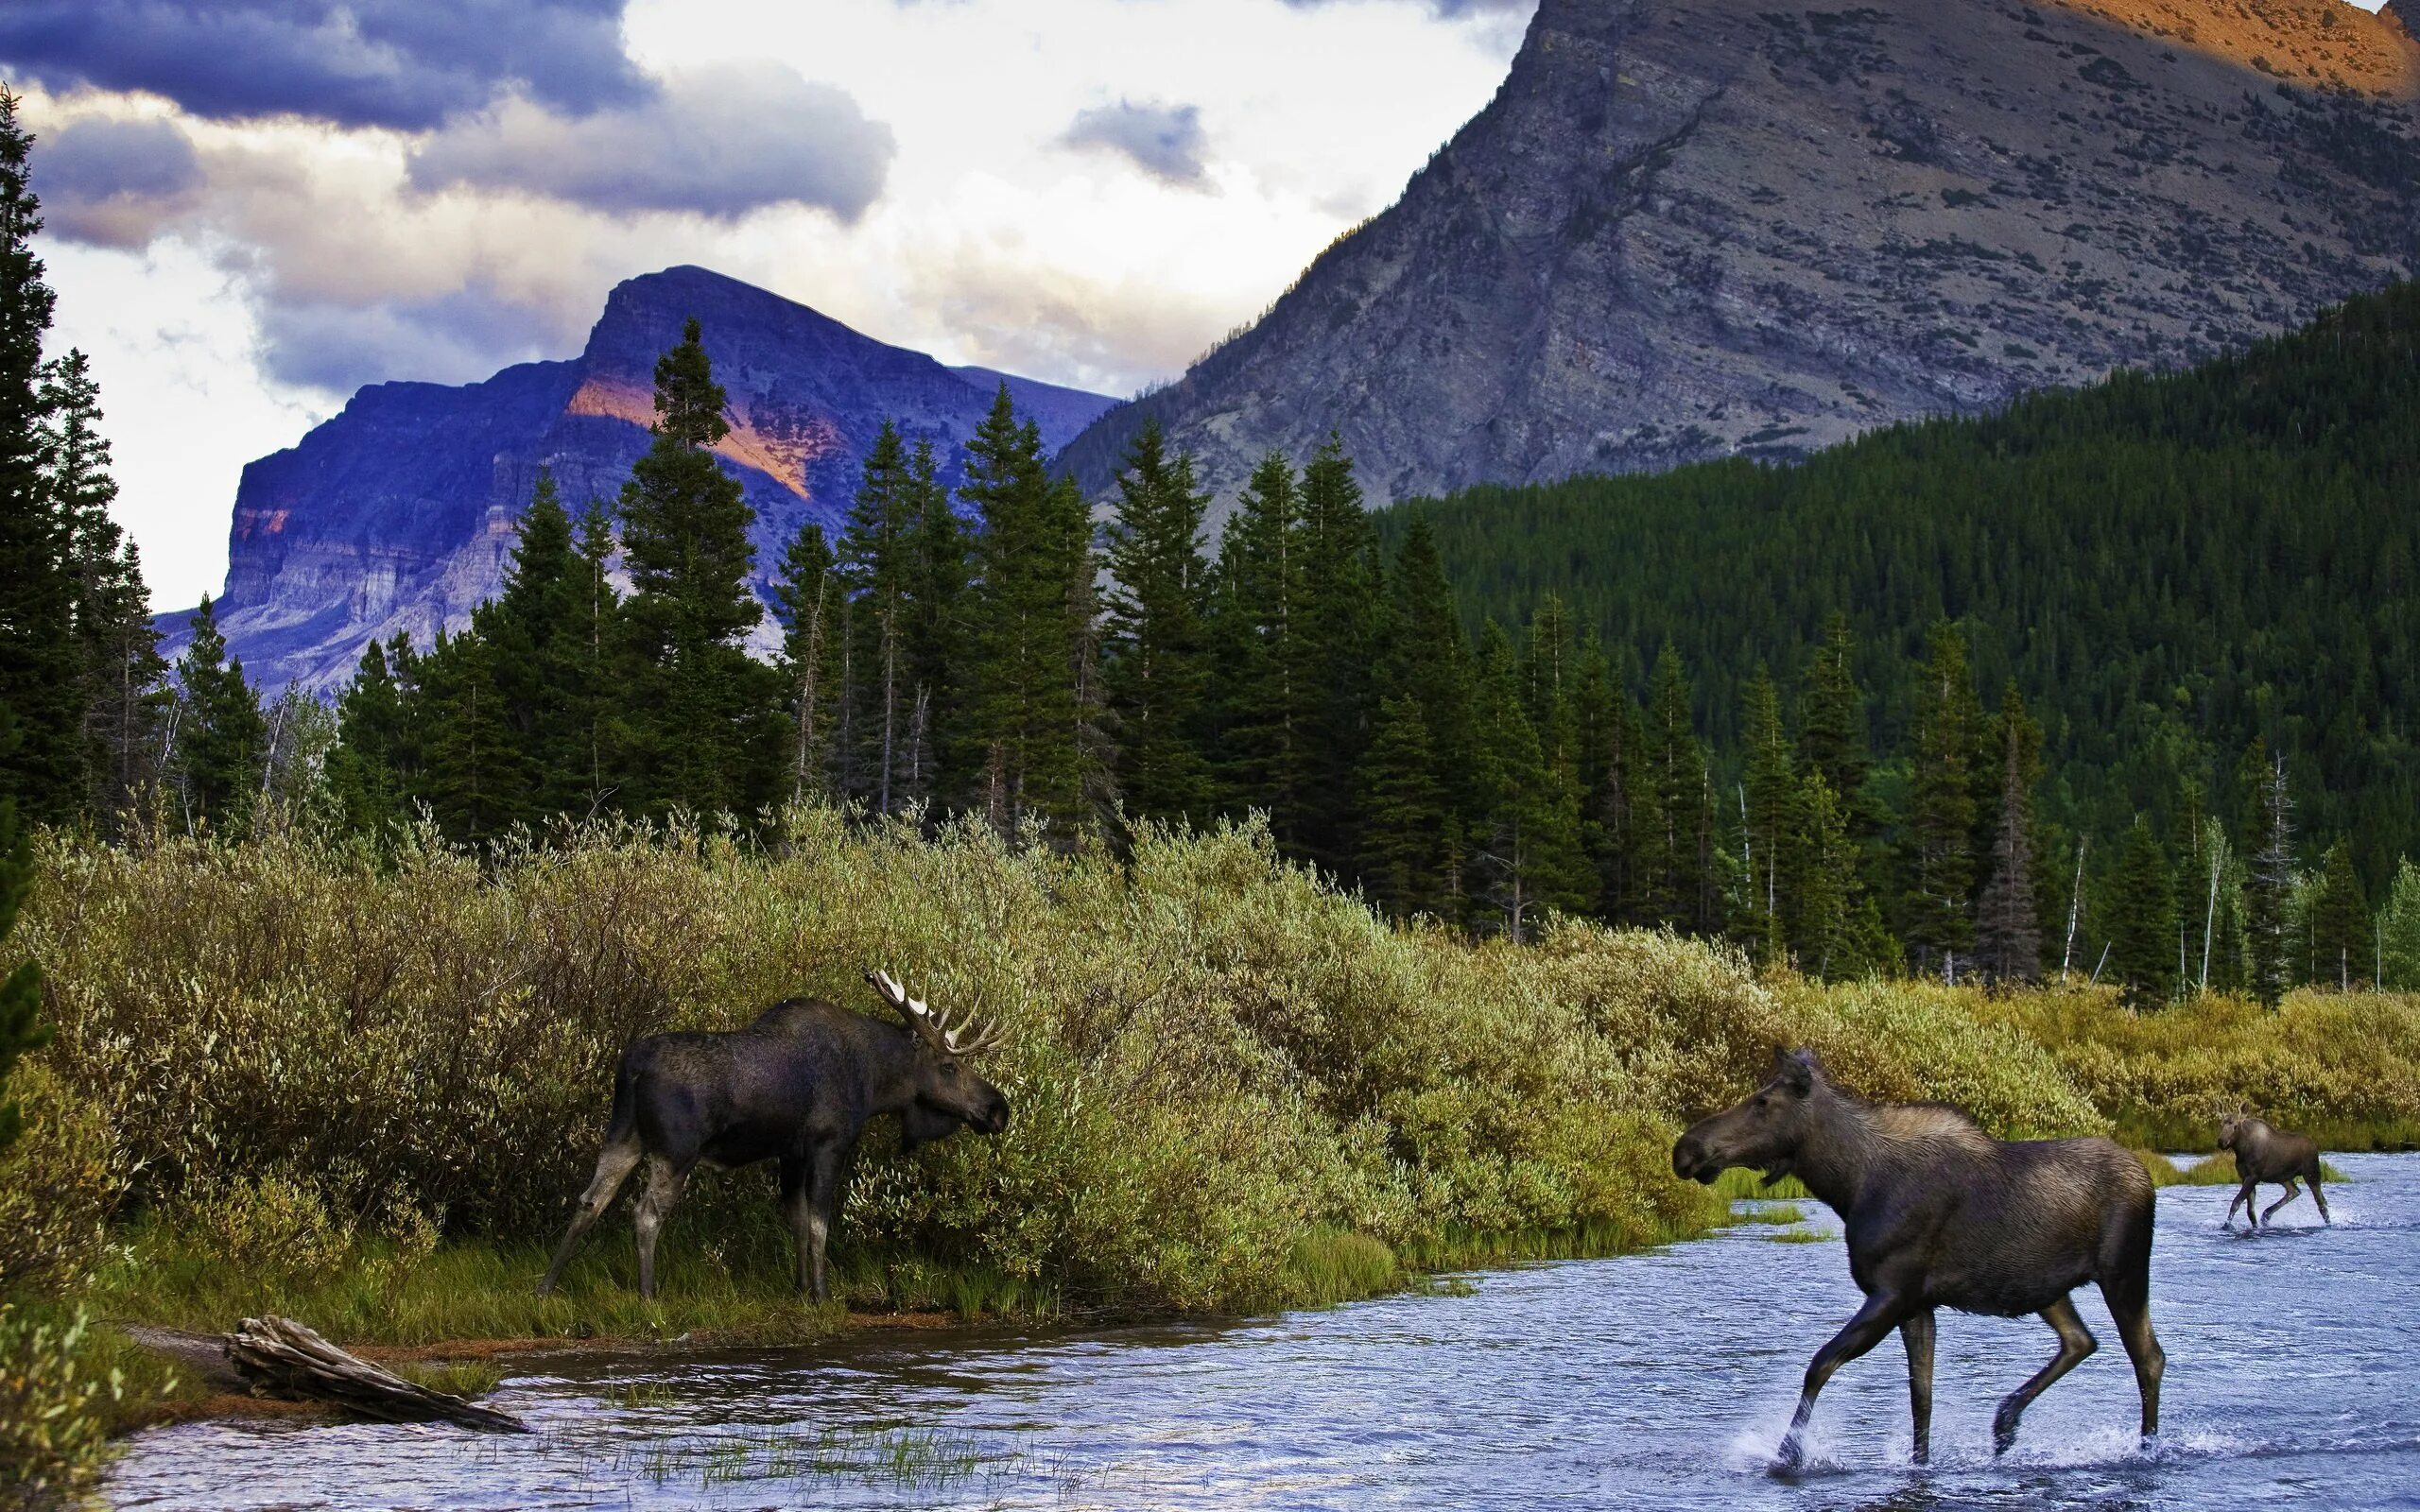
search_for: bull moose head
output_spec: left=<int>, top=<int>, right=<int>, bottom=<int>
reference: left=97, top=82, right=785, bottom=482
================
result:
left=865, top=969, right=1011, bottom=1140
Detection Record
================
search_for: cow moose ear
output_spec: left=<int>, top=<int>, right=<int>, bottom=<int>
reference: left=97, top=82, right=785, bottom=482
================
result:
left=1776, top=1047, right=1817, bottom=1094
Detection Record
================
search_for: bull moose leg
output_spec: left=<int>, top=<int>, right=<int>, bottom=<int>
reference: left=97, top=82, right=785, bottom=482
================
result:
left=537, top=1134, right=643, bottom=1297
left=798, top=1137, right=857, bottom=1304
left=1992, top=1296, right=2097, bottom=1454
left=631, top=1156, right=690, bottom=1301
left=2260, top=1179, right=2302, bottom=1227
left=1900, top=1310, right=1936, bottom=1465
left=2224, top=1182, right=2256, bottom=1228
left=1774, top=1292, right=1911, bottom=1474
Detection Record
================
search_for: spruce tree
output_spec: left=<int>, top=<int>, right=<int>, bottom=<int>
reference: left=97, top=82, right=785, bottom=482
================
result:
left=1905, top=622, right=1982, bottom=981
left=1471, top=622, right=1593, bottom=939
left=2380, top=858, right=2420, bottom=992
left=1101, top=418, right=1215, bottom=828
left=958, top=388, right=1098, bottom=836
left=1637, top=642, right=1719, bottom=932
left=415, top=622, right=525, bottom=843
left=1567, top=627, right=1634, bottom=926
left=1739, top=664, right=1798, bottom=956
left=173, top=594, right=267, bottom=834
left=0, top=740, right=47, bottom=1155
left=1379, top=517, right=1478, bottom=903
left=1797, top=612, right=1873, bottom=833
left=1357, top=694, right=1449, bottom=919
left=0, top=90, right=80, bottom=824
left=1291, top=435, right=1382, bottom=868
left=840, top=422, right=917, bottom=813
left=771, top=522, right=847, bottom=805
left=1205, top=452, right=1305, bottom=839
left=2310, top=835, right=2371, bottom=991
left=39, top=351, right=165, bottom=827
left=2241, top=740, right=2294, bottom=1007
left=565, top=502, right=621, bottom=814
left=329, top=637, right=411, bottom=837
left=1794, top=774, right=1857, bottom=979
left=614, top=317, right=783, bottom=819
left=1975, top=682, right=2043, bottom=984
left=482, top=472, right=583, bottom=821
left=2106, top=815, right=2179, bottom=1007
left=900, top=438, right=965, bottom=809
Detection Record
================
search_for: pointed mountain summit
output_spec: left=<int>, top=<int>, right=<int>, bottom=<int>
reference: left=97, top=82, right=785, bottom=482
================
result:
left=1061, top=0, right=2420, bottom=507
left=189, top=266, right=1115, bottom=692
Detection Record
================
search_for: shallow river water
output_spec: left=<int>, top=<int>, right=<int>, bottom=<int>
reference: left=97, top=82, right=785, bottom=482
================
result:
left=109, top=1153, right=2420, bottom=1511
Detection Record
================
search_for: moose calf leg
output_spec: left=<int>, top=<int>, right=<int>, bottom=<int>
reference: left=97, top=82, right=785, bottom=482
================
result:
left=537, top=1137, right=642, bottom=1297
left=1994, top=1297, right=2097, bottom=1454
left=1775, top=1293, right=1907, bottom=1474
left=632, top=1157, right=689, bottom=1301
left=2260, top=1179, right=2302, bottom=1227
left=1900, top=1310, right=1936, bottom=1465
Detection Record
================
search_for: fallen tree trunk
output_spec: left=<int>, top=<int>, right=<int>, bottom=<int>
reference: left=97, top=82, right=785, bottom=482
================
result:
left=220, top=1316, right=529, bottom=1434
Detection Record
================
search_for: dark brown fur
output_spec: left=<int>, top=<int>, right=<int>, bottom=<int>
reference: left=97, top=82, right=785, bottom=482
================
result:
left=2216, top=1113, right=2331, bottom=1228
left=1671, top=1047, right=2163, bottom=1470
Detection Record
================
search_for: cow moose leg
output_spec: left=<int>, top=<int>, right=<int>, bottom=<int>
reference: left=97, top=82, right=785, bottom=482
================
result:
left=1774, top=1292, right=1910, bottom=1474
left=537, top=1133, right=642, bottom=1297
left=1993, top=1296, right=2097, bottom=1454
left=631, top=1156, right=690, bottom=1301
left=1900, top=1310, right=1936, bottom=1465
left=2308, top=1172, right=2332, bottom=1225
left=2102, top=1287, right=2164, bottom=1441
left=2261, top=1179, right=2302, bottom=1227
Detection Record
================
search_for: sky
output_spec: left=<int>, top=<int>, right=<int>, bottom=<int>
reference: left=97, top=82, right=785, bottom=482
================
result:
left=5, top=0, right=1540, bottom=610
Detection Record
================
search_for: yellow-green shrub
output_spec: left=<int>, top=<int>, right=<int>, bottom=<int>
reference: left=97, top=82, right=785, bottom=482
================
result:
left=0, top=1065, right=121, bottom=1298
left=0, top=1306, right=115, bottom=1510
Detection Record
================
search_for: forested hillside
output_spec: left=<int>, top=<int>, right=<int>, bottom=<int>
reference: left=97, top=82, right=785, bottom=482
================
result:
left=1384, top=281, right=2420, bottom=900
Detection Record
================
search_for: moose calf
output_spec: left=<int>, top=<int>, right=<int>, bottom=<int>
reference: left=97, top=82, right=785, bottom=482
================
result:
left=2216, top=1112, right=2331, bottom=1229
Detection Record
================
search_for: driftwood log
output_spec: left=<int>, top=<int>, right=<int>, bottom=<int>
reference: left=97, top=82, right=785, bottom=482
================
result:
left=128, top=1316, right=527, bottom=1433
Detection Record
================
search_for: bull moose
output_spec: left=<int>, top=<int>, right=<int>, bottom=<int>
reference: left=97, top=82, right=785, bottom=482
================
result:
left=536, top=971, right=1011, bottom=1303
left=1671, top=1048, right=2163, bottom=1470
left=2216, top=1111, right=2332, bottom=1229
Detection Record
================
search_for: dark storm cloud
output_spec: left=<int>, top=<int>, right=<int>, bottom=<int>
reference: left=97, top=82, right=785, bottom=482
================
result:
left=406, top=65, right=895, bottom=222
left=1061, top=99, right=1210, bottom=187
left=36, top=114, right=204, bottom=249
left=0, top=0, right=646, bottom=130
left=254, top=284, right=572, bottom=394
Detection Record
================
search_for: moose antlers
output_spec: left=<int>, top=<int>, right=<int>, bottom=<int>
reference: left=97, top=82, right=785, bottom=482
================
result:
left=866, top=970, right=1007, bottom=1057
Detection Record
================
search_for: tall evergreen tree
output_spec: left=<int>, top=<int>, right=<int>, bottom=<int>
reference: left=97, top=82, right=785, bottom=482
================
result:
left=1206, top=452, right=1306, bottom=839
left=1976, top=682, right=2044, bottom=983
left=1797, top=612, right=1873, bottom=834
left=1377, top=517, right=1478, bottom=902
left=563, top=501, right=622, bottom=814
left=414, top=623, right=525, bottom=842
left=0, top=736, right=47, bottom=1155
left=614, top=317, right=783, bottom=819
left=958, top=387, right=1098, bottom=835
left=37, top=351, right=165, bottom=826
left=1905, top=622, right=1983, bottom=980
left=840, top=422, right=917, bottom=813
left=2380, top=858, right=2420, bottom=992
left=1291, top=435, right=1383, bottom=867
left=1636, top=642, right=1720, bottom=932
left=1471, top=622, right=1593, bottom=939
left=2241, top=740, right=2295, bottom=1007
left=899, top=438, right=965, bottom=809
left=479, top=472, right=588, bottom=820
left=771, top=522, right=847, bottom=805
left=1101, top=418, right=1215, bottom=828
left=1739, top=664, right=1798, bottom=956
left=2106, top=815, right=2179, bottom=1006
left=2310, top=836, right=2371, bottom=991
left=1357, top=694, right=1449, bottom=919
left=1567, top=627, right=1634, bottom=926
left=1793, top=774, right=1858, bottom=979
left=0, top=91, right=80, bottom=824
left=172, top=594, right=266, bottom=834
left=329, top=637, right=412, bottom=837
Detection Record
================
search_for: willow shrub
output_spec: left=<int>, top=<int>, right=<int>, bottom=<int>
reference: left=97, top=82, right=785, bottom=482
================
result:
left=20, top=812, right=2420, bottom=1321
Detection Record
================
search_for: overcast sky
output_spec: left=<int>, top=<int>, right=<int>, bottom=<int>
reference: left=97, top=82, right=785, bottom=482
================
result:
left=7, top=0, right=1538, bottom=610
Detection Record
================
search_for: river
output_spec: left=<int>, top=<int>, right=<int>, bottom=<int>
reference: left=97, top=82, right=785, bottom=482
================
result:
left=106, top=1153, right=2420, bottom=1510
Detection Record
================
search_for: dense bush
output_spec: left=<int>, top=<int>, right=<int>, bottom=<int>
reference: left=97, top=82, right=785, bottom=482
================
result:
left=0, top=1306, right=115, bottom=1511
left=0, top=1066, right=120, bottom=1298
left=16, top=813, right=2420, bottom=1324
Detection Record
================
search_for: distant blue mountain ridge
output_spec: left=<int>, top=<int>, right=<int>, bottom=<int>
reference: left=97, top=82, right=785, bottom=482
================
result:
left=167, top=266, right=1116, bottom=694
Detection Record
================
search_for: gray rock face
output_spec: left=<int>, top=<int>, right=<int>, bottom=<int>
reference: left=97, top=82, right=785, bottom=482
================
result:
left=185, top=266, right=1115, bottom=693
left=1060, top=0, right=2420, bottom=509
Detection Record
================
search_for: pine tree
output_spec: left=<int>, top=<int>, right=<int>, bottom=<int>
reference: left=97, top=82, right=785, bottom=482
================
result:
left=1206, top=452, right=1306, bottom=839
left=36, top=351, right=166, bottom=827
left=0, top=90, right=81, bottom=825
left=899, top=438, right=964, bottom=810
left=2241, top=740, right=2294, bottom=1007
left=1291, top=435, right=1382, bottom=868
left=1377, top=517, right=1478, bottom=904
left=415, top=622, right=525, bottom=843
left=482, top=472, right=584, bottom=821
left=1793, top=774, right=1858, bottom=979
left=958, top=387, right=1098, bottom=836
left=1975, top=682, right=2043, bottom=984
left=1471, top=622, right=1593, bottom=939
left=614, top=317, right=783, bottom=819
left=1101, top=418, right=1215, bottom=828
left=172, top=594, right=267, bottom=835
left=329, top=637, right=411, bottom=837
left=2310, top=835, right=2371, bottom=991
left=1357, top=694, right=1449, bottom=919
left=0, top=734, right=48, bottom=1154
left=1739, top=664, right=1798, bottom=956
left=1905, top=622, right=1983, bottom=981
left=2106, top=815, right=2179, bottom=1007
left=771, top=522, right=847, bottom=805
left=1797, top=612, right=1873, bottom=833
left=1637, top=642, right=1719, bottom=932
left=840, top=422, right=917, bottom=813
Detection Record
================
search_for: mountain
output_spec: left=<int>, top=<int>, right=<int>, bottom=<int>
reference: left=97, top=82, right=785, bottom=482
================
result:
left=1061, top=0, right=2420, bottom=507
left=187, top=266, right=1116, bottom=692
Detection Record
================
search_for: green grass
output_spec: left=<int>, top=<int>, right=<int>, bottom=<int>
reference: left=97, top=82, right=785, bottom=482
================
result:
left=1763, top=1228, right=1834, bottom=1245
left=1710, top=1168, right=1814, bottom=1201
left=1725, top=1203, right=1806, bottom=1227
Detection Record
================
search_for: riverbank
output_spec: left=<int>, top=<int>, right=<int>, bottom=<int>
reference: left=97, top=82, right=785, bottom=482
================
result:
left=8, top=816, right=2420, bottom=1481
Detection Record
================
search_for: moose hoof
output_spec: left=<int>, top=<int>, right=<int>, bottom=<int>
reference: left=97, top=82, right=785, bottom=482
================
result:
left=1768, top=1437, right=1807, bottom=1480
left=1992, top=1408, right=2021, bottom=1456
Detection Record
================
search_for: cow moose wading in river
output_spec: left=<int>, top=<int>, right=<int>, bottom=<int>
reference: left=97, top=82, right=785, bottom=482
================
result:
left=536, top=971, right=1011, bottom=1303
left=1671, top=1048, right=2163, bottom=1472
left=2217, top=1111, right=2331, bottom=1229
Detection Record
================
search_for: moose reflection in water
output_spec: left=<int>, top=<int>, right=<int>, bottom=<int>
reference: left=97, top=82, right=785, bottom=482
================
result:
left=1671, top=1048, right=2162, bottom=1472
left=2217, top=1112, right=2332, bottom=1229
left=537, top=971, right=1011, bottom=1303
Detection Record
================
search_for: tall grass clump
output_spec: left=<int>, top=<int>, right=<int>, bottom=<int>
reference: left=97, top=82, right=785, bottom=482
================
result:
left=15, top=810, right=2420, bottom=1349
